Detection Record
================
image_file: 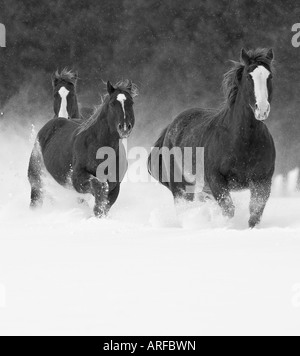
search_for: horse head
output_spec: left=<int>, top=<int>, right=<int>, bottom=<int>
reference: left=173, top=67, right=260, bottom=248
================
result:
left=239, top=48, right=274, bottom=121
left=52, top=69, right=79, bottom=119
left=106, top=80, right=137, bottom=139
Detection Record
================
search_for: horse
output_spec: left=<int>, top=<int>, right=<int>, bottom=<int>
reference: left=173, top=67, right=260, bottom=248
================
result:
left=148, top=48, right=276, bottom=228
left=52, top=69, right=93, bottom=121
left=52, top=69, right=81, bottom=120
left=28, top=80, right=138, bottom=217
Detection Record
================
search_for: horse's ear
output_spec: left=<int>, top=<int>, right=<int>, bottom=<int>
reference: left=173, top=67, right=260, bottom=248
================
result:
left=107, top=81, right=115, bottom=95
left=266, top=48, right=274, bottom=61
left=240, top=48, right=250, bottom=66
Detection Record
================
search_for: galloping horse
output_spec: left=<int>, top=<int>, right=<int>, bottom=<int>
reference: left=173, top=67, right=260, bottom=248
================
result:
left=52, top=69, right=80, bottom=120
left=148, top=48, right=276, bottom=228
left=28, top=80, right=138, bottom=217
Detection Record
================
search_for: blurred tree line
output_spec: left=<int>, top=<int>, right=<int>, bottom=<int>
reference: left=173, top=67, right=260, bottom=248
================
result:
left=0, top=0, right=299, bottom=173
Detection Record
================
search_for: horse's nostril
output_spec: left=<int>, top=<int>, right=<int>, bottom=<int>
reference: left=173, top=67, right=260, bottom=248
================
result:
left=128, top=124, right=132, bottom=131
left=118, top=124, right=122, bottom=130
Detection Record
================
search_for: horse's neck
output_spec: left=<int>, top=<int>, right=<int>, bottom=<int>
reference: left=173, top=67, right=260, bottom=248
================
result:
left=82, top=106, right=120, bottom=149
left=226, top=90, right=258, bottom=143
left=71, top=96, right=80, bottom=119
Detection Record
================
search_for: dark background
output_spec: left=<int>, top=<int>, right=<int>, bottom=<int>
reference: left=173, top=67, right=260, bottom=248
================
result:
left=0, top=0, right=299, bottom=174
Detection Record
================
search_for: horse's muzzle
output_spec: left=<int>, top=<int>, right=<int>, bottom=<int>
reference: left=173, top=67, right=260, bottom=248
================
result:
left=118, top=123, right=132, bottom=139
left=253, top=103, right=270, bottom=121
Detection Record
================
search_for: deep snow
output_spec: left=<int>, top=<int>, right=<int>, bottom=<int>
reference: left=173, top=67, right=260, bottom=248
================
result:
left=0, top=127, right=300, bottom=336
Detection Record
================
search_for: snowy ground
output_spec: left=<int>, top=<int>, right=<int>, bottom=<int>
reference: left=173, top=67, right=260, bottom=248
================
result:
left=0, top=127, right=300, bottom=336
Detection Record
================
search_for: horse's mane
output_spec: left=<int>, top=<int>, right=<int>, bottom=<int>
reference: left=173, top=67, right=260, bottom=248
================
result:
left=204, top=48, right=274, bottom=121
left=76, top=80, right=138, bottom=135
left=53, top=68, right=78, bottom=86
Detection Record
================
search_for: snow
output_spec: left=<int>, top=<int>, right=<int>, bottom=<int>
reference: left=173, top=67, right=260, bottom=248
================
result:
left=0, top=127, right=300, bottom=336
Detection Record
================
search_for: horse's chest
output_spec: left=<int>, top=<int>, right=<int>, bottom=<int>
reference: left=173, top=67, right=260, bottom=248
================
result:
left=225, top=149, right=271, bottom=186
left=84, top=143, right=128, bottom=183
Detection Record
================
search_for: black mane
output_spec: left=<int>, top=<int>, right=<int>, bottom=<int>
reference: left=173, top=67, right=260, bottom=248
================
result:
left=52, top=68, right=78, bottom=87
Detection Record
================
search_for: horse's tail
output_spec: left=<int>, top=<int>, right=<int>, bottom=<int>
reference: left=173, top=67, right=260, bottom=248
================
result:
left=28, top=140, right=45, bottom=207
left=148, top=127, right=169, bottom=186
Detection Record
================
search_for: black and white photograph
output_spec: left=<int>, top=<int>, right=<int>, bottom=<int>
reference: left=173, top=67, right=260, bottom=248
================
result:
left=0, top=0, right=300, bottom=338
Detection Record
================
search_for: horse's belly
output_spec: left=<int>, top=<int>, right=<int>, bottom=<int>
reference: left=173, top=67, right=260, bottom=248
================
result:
left=227, top=179, right=249, bottom=191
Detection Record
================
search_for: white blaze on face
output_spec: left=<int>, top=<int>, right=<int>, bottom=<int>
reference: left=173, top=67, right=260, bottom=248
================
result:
left=250, top=65, right=271, bottom=121
left=58, top=87, right=70, bottom=119
left=117, top=93, right=127, bottom=120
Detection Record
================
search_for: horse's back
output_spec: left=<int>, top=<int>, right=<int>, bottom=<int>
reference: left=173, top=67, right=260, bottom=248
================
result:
left=164, top=108, right=214, bottom=148
left=38, top=118, right=77, bottom=148
left=148, top=108, right=212, bottom=189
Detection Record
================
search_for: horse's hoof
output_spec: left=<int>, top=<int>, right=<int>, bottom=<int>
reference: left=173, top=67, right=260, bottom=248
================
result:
left=223, top=208, right=235, bottom=220
left=249, top=218, right=260, bottom=229
left=30, top=201, right=42, bottom=210
left=94, top=207, right=107, bottom=219
left=94, top=211, right=104, bottom=219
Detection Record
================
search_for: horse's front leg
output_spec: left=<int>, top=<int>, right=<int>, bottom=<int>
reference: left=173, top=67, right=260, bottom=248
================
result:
left=209, top=173, right=235, bottom=219
left=72, top=170, right=109, bottom=218
left=90, top=178, right=110, bottom=218
left=249, top=180, right=272, bottom=229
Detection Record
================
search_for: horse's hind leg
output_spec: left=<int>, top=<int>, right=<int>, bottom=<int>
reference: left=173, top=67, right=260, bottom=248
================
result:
left=28, top=143, right=44, bottom=208
left=249, top=180, right=272, bottom=228
left=173, top=188, right=195, bottom=203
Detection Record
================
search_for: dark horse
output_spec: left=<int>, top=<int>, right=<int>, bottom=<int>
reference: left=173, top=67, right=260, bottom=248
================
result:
left=52, top=69, right=93, bottom=121
left=148, top=48, right=276, bottom=228
left=28, top=80, right=138, bottom=217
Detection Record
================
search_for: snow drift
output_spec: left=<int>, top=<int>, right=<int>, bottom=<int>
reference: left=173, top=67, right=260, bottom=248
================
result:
left=0, top=120, right=300, bottom=336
